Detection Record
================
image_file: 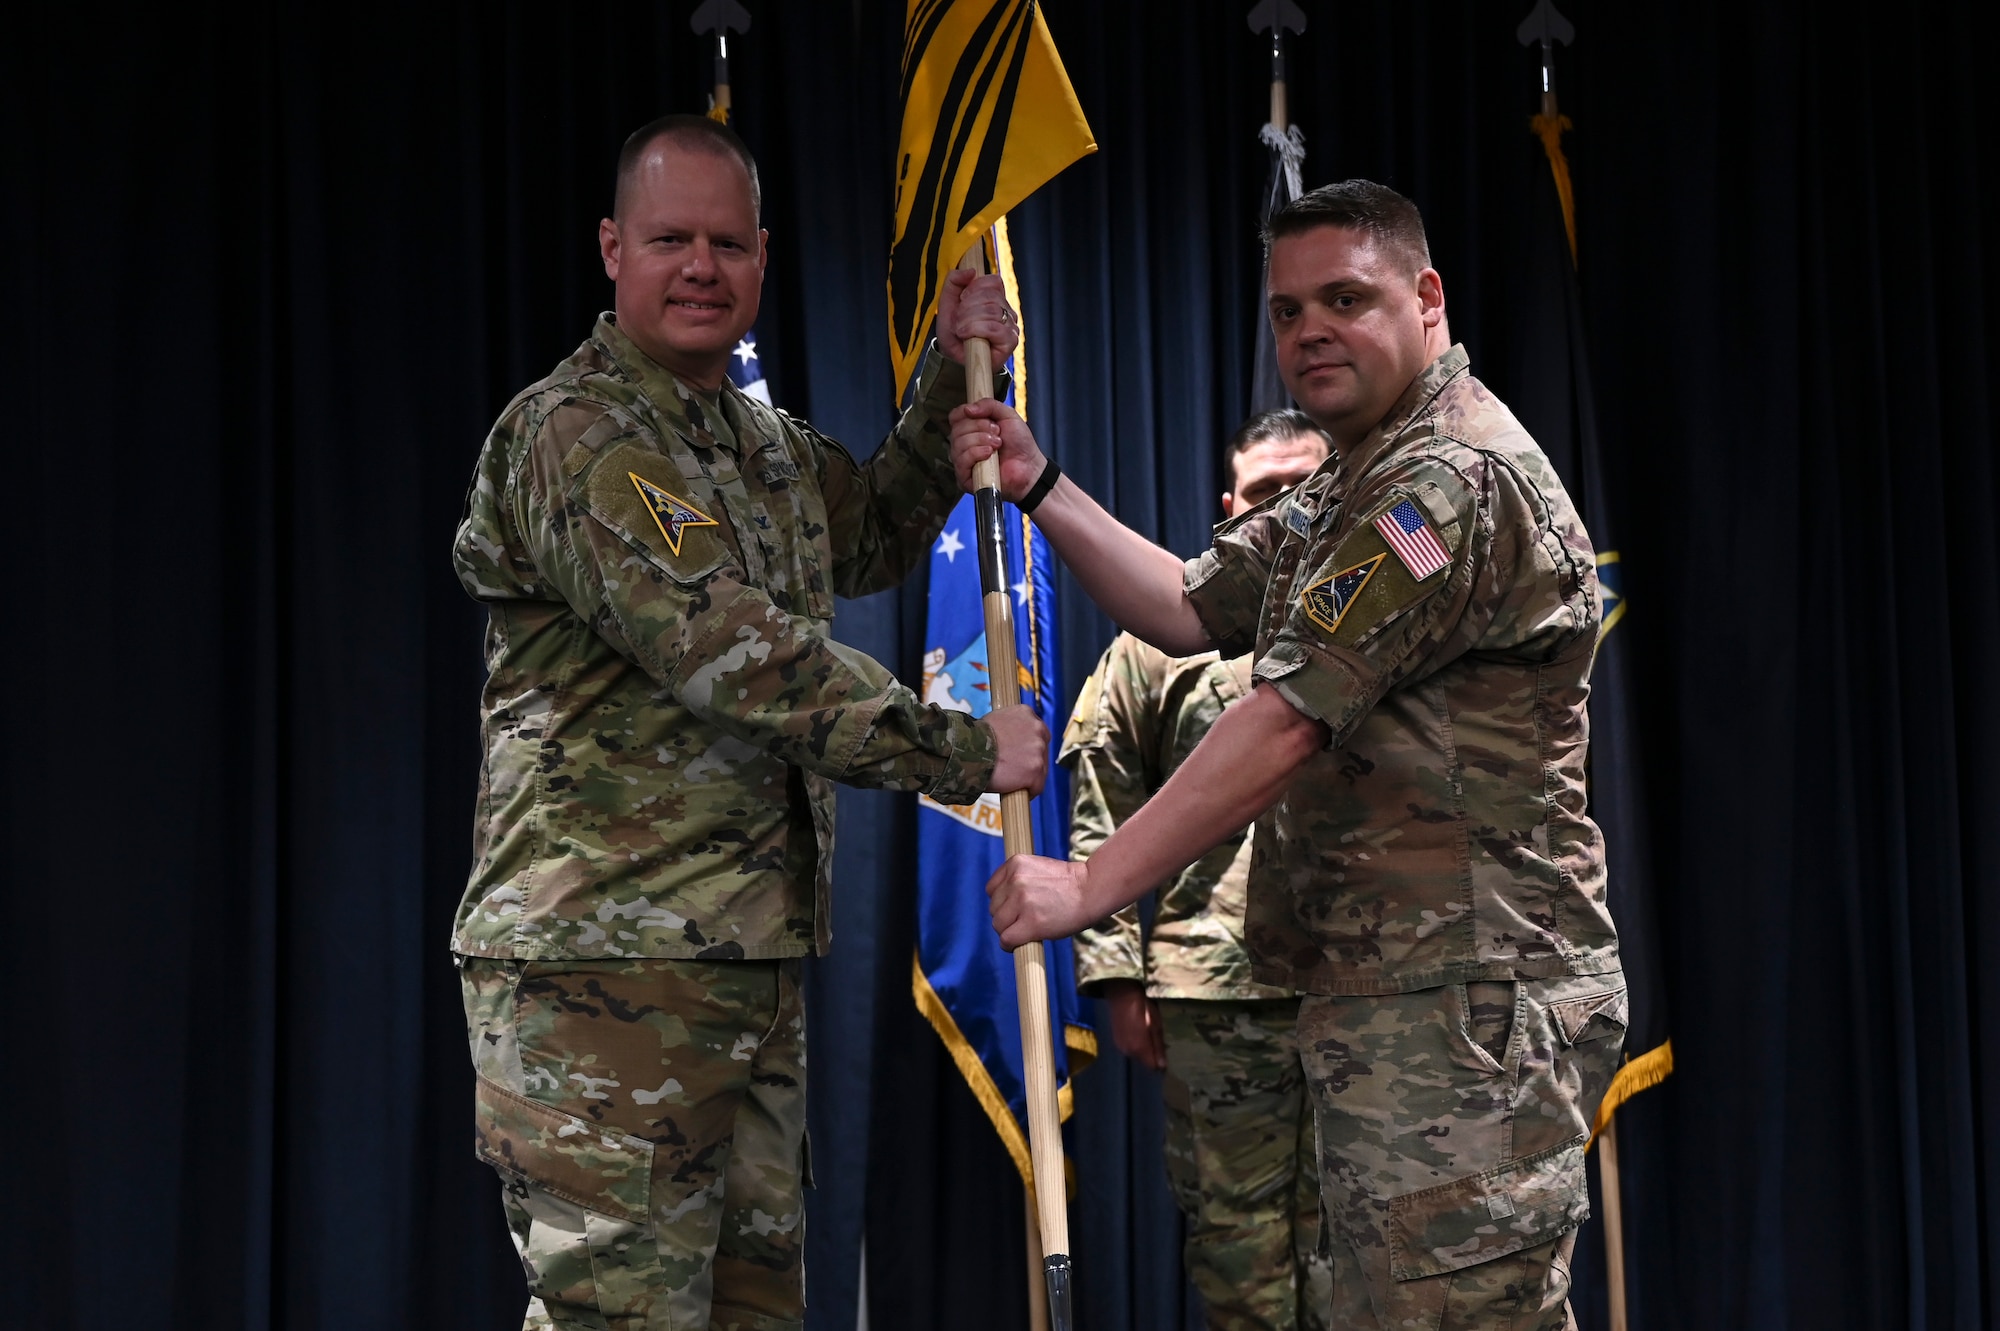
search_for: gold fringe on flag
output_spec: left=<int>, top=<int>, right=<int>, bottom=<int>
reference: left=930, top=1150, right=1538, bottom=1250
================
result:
left=1588, top=1039, right=1674, bottom=1149
left=912, top=953, right=1097, bottom=1193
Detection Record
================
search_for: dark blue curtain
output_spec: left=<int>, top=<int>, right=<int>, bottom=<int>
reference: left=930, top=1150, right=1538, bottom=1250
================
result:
left=5, top=3, right=1996, bottom=1330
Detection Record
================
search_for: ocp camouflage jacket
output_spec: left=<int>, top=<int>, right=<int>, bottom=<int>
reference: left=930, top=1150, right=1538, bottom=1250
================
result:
left=1184, top=346, right=1621, bottom=995
left=1063, top=633, right=1293, bottom=1001
left=452, top=315, right=998, bottom=960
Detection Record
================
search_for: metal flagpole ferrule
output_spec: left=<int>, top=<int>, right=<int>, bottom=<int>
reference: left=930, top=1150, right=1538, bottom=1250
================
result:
left=1043, top=1254, right=1075, bottom=1325
left=975, top=487, right=1009, bottom=602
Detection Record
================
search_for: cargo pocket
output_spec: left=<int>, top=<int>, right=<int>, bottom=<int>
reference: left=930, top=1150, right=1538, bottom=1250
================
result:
left=475, top=1075, right=663, bottom=1316
left=1547, top=985, right=1628, bottom=1049
left=1544, top=983, right=1629, bottom=1137
left=1386, top=1137, right=1589, bottom=1281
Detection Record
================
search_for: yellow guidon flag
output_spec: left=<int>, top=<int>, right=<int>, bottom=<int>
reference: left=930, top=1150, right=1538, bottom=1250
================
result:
left=888, top=0, right=1096, bottom=404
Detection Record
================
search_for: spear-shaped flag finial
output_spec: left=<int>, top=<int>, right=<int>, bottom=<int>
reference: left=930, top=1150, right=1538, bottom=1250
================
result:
left=689, top=0, right=750, bottom=36
left=1248, top=0, right=1308, bottom=412
left=1518, top=0, right=1579, bottom=261
left=1246, top=0, right=1307, bottom=37
left=1247, top=0, right=1307, bottom=120
left=691, top=0, right=752, bottom=122
left=1516, top=0, right=1574, bottom=101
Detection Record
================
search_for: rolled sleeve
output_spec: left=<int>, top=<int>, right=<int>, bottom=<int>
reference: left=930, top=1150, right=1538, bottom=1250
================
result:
left=1254, top=467, right=1488, bottom=748
left=1184, top=513, right=1282, bottom=659
left=1072, top=904, right=1147, bottom=993
left=1063, top=635, right=1163, bottom=991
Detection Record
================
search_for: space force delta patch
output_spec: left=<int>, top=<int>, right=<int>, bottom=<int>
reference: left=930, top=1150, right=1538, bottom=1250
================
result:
left=1301, top=554, right=1386, bottom=635
left=629, top=473, right=717, bottom=556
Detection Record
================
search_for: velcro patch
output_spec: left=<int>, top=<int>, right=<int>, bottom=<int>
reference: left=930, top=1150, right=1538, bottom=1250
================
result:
left=1300, top=554, right=1386, bottom=635
left=1284, top=496, right=1314, bottom=537
left=1373, top=498, right=1452, bottom=581
left=629, top=473, right=718, bottom=556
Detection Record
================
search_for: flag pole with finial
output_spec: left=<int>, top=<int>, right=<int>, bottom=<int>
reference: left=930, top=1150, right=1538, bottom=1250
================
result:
left=691, top=0, right=750, bottom=123
left=953, top=237, right=1073, bottom=1331
left=889, top=8, right=1097, bottom=1323
left=1515, top=19, right=1625, bottom=1330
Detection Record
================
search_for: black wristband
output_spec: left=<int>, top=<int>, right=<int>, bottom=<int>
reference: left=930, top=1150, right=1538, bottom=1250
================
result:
left=1019, top=458, right=1062, bottom=513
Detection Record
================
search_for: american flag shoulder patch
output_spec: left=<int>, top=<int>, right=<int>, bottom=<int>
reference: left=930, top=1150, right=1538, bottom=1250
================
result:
left=1372, top=497, right=1452, bottom=581
left=1301, top=554, right=1388, bottom=636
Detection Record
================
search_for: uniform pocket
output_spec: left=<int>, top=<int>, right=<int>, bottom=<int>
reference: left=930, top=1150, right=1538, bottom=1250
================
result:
left=1547, top=985, right=1628, bottom=1047
left=475, top=1074, right=654, bottom=1225
left=1386, top=1138, right=1589, bottom=1281
left=1462, top=980, right=1518, bottom=1071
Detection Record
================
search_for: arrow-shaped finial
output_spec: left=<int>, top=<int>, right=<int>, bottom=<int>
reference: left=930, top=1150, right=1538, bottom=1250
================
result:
left=1247, top=0, right=1307, bottom=36
left=690, top=0, right=751, bottom=36
left=692, top=0, right=752, bottom=120
left=1515, top=0, right=1573, bottom=48
left=1249, top=0, right=1307, bottom=127
left=1517, top=0, right=1573, bottom=100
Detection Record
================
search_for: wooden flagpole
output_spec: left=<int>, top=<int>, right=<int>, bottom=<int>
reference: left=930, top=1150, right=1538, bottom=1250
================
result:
left=955, top=244, right=1074, bottom=1331
left=1600, top=1113, right=1629, bottom=1331
left=1026, top=1190, right=1050, bottom=1331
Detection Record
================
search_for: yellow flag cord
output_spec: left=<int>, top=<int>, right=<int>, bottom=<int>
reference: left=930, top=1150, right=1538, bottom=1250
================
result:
left=1536, top=103, right=1671, bottom=1148
left=1531, top=111, right=1578, bottom=266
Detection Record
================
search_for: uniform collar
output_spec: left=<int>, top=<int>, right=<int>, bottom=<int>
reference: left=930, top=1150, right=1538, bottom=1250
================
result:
left=591, top=313, right=757, bottom=455
left=1335, top=344, right=1471, bottom=488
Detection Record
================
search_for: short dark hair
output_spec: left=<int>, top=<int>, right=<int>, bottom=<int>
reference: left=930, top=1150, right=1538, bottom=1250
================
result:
left=1264, top=179, right=1430, bottom=275
left=1223, top=408, right=1331, bottom=486
left=613, top=114, right=762, bottom=221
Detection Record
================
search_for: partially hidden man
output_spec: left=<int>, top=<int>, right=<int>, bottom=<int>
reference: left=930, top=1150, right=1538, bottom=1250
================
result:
left=1065, top=409, right=1332, bottom=1331
left=450, top=115, right=1047, bottom=1331
left=951, top=181, right=1624, bottom=1330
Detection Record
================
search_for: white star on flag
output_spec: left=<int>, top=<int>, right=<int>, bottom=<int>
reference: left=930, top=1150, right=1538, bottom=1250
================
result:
left=1012, top=577, right=1031, bottom=606
left=935, top=528, right=965, bottom=562
left=733, top=338, right=758, bottom=367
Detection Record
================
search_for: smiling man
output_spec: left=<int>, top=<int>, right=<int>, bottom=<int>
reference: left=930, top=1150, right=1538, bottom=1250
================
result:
left=949, top=181, right=1624, bottom=1329
left=451, top=114, right=1046, bottom=1331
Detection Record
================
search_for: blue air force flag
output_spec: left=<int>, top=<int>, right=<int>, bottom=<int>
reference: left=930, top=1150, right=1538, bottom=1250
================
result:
left=913, top=491, right=1095, bottom=1183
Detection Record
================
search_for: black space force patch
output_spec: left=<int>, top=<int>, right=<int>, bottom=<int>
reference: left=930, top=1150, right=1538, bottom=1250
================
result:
left=1300, top=554, right=1386, bottom=635
left=628, top=473, right=717, bottom=556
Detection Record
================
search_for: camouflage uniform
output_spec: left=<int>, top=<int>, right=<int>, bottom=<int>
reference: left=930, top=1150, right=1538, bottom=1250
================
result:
left=453, top=315, right=999, bottom=1329
left=1065, top=634, right=1329, bottom=1331
left=1182, top=347, right=1625, bottom=1329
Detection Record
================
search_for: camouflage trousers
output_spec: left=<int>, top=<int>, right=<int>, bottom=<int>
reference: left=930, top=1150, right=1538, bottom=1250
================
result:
left=1297, top=972, right=1627, bottom=1330
left=460, top=956, right=809, bottom=1331
left=1158, top=998, right=1330, bottom=1331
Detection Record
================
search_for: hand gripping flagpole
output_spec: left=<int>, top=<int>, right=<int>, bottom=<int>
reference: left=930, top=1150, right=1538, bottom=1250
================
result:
left=955, top=246, right=1074, bottom=1331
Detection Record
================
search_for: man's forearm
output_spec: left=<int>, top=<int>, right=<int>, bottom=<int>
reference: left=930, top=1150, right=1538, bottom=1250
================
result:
left=1030, top=475, right=1215, bottom=656
left=1074, top=685, right=1326, bottom=921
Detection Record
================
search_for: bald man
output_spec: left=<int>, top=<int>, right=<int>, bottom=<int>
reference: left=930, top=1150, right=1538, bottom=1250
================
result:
left=451, top=113, right=1046, bottom=1331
